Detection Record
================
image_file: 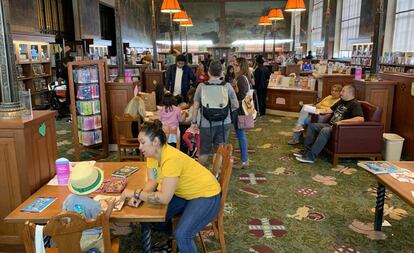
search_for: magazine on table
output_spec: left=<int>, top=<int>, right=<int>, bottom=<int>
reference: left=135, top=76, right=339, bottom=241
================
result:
left=20, top=197, right=57, bottom=213
left=95, top=177, right=127, bottom=193
left=112, top=166, right=139, bottom=178
left=358, top=161, right=408, bottom=175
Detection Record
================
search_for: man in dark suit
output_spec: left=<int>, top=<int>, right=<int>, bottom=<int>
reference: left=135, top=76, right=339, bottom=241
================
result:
left=165, top=54, right=196, bottom=102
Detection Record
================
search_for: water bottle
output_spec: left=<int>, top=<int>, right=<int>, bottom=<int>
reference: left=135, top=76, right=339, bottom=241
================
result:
left=55, top=158, right=70, bottom=185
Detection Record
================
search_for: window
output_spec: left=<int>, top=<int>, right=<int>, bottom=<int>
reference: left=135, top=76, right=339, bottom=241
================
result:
left=311, top=0, right=323, bottom=52
left=339, top=0, right=362, bottom=58
left=393, top=0, right=414, bottom=52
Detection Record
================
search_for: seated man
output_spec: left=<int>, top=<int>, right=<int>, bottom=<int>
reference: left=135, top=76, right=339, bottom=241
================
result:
left=295, top=85, right=364, bottom=163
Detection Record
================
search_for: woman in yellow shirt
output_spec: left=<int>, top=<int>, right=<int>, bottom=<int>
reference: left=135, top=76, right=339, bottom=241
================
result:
left=288, top=84, right=342, bottom=145
left=119, top=120, right=221, bottom=253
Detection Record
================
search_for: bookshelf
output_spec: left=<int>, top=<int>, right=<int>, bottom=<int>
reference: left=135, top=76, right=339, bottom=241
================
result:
left=380, top=52, right=414, bottom=74
left=14, top=40, right=52, bottom=109
left=68, top=60, right=109, bottom=161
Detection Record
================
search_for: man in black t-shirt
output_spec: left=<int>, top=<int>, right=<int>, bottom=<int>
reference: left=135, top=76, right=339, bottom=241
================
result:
left=295, top=85, right=364, bottom=163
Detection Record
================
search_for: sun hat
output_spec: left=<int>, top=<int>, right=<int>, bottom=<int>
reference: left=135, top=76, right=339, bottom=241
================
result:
left=68, top=161, right=104, bottom=195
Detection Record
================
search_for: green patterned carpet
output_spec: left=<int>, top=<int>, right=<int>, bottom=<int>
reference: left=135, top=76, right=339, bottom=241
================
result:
left=56, top=116, right=414, bottom=253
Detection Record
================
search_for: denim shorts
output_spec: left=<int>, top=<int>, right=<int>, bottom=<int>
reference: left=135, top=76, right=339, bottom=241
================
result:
left=199, top=124, right=231, bottom=155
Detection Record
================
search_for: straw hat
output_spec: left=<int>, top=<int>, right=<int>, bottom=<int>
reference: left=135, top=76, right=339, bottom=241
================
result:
left=68, top=161, right=104, bottom=195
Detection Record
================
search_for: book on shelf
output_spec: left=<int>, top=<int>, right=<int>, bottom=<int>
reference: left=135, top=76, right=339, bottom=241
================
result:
left=357, top=161, right=408, bottom=175
left=112, top=166, right=139, bottom=178
left=20, top=197, right=57, bottom=213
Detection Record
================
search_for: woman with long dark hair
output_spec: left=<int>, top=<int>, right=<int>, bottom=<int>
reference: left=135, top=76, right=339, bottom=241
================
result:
left=232, top=57, right=252, bottom=169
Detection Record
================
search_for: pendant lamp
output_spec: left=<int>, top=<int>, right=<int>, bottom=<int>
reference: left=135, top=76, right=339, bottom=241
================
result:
left=268, top=8, right=284, bottom=21
left=258, top=16, right=272, bottom=26
left=180, top=18, right=193, bottom=27
left=173, top=10, right=189, bottom=22
left=285, top=0, right=306, bottom=12
left=161, top=0, right=181, bottom=13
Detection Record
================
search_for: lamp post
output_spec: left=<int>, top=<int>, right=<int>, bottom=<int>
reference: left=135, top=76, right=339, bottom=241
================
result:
left=285, top=0, right=306, bottom=53
left=161, top=0, right=181, bottom=53
left=173, top=10, right=189, bottom=54
left=180, top=18, right=193, bottom=62
left=258, top=16, right=272, bottom=56
left=268, top=8, right=284, bottom=61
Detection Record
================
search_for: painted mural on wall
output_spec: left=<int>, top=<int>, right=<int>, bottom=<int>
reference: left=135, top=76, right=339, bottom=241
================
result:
left=157, top=1, right=308, bottom=46
left=122, top=0, right=152, bottom=47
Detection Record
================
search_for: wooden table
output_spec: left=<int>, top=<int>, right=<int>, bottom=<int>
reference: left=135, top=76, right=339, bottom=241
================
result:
left=359, top=161, right=414, bottom=231
left=5, top=162, right=167, bottom=224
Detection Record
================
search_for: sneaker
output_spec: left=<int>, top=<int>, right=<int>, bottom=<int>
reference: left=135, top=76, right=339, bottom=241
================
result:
left=190, top=147, right=198, bottom=158
left=293, top=151, right=304, bottom=158
left=295, top=156, right=315, bottom=163
left=233, top=161, right=249, bottom=169
left=288, top=138, right=300, bottom=145
left=292, top=125, right=305, bottom=132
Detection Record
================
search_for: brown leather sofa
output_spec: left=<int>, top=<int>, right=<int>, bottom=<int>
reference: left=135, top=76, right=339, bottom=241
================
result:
left=312, top=101, right=384, bottom=165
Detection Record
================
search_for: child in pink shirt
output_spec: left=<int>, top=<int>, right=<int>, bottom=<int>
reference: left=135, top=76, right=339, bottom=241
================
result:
left=159, top=93, right=184, bottom=147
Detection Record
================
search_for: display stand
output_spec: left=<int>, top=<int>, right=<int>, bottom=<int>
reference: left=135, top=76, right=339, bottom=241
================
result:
left=14, top=40, right=52, bottom=109
left=68, top=60, right=109, bottom=161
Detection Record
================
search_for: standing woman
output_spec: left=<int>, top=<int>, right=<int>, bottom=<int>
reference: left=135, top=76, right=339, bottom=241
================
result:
left=224, top=65, right=235, bottom=83
left=119, top=120, right=221, bottom=253
left=195, top=62, right=209, bottom=84
left=232, top=57, right=251, bottom=169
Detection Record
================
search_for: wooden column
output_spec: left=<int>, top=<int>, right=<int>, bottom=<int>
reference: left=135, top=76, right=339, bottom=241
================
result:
left=323, top=0, right=331, bottom=59
left=115, top=0, right=124, bottom=76
left=151, top=0, right=158, bottom=68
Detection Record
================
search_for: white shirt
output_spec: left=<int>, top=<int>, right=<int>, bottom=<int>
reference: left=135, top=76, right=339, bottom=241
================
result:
left=173, top=67, right=183, bottom=96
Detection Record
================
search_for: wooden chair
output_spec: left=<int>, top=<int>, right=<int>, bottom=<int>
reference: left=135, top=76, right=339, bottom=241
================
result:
left=115, top=114, right=143, bottom=161
left=172, top=144, right=233, bottom=253
left=22, top=211, right=119, bottom=253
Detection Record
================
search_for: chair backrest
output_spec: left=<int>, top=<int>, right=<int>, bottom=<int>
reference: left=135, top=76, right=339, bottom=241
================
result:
left=360, top=101, right=382, bottom=122
left=215, top=144, right=233, bottom=214
left=138, top=92, right=157, bottom=111
left=115, top=114, right=141, bottom=144
left=22, top=212, right=112, bottom=253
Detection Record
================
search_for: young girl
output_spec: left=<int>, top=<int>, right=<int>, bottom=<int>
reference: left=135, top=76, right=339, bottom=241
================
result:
left=181, top=88, right=200, bottom=157
left=159, top=93, right=184, bottom=147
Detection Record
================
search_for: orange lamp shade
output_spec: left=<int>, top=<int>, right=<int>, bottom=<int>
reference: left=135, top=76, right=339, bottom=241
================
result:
left=258, top=16, right=272, bottom=26
left=173, top=10, right=189, bottom=22
left=180, top=18, right=193, bottom=27
left=268, top=9, right=284, bottom=20
left=161, top=0, right=181, bottom=13
left=285, top=0, right=306, bottom=12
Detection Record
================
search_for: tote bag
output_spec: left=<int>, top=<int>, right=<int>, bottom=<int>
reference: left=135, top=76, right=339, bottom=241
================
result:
left=238, top=76, right=256, bottom=129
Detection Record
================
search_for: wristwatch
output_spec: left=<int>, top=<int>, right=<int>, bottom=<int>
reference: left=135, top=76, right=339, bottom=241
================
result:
left=191, top=121, right=197, bottom=125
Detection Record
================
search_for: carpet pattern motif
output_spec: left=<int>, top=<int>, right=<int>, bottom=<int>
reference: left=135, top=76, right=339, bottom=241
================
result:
left=56, top=115, right=414, bottom=253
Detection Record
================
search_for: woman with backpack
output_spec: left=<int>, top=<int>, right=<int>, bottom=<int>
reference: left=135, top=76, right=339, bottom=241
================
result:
left=232, top=57, right=252, bottom=169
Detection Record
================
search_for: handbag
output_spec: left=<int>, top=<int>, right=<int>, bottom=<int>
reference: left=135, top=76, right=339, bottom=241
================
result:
left=238, top=114, right=254, bottom=129
left=241, top=76, right=257, bottom=120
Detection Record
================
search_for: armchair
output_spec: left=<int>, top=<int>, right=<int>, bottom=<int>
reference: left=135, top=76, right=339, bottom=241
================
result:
left=313, top=101, right=384, bottom=165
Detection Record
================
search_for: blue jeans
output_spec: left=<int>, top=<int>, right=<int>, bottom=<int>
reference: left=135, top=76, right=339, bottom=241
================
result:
left=303, top=123, right=333, bottom=161
left=232, top=110, right=249, bottom=163
left=141, top=194, right=221, bottom=253
left=296, top=106, right=312, bottom=127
